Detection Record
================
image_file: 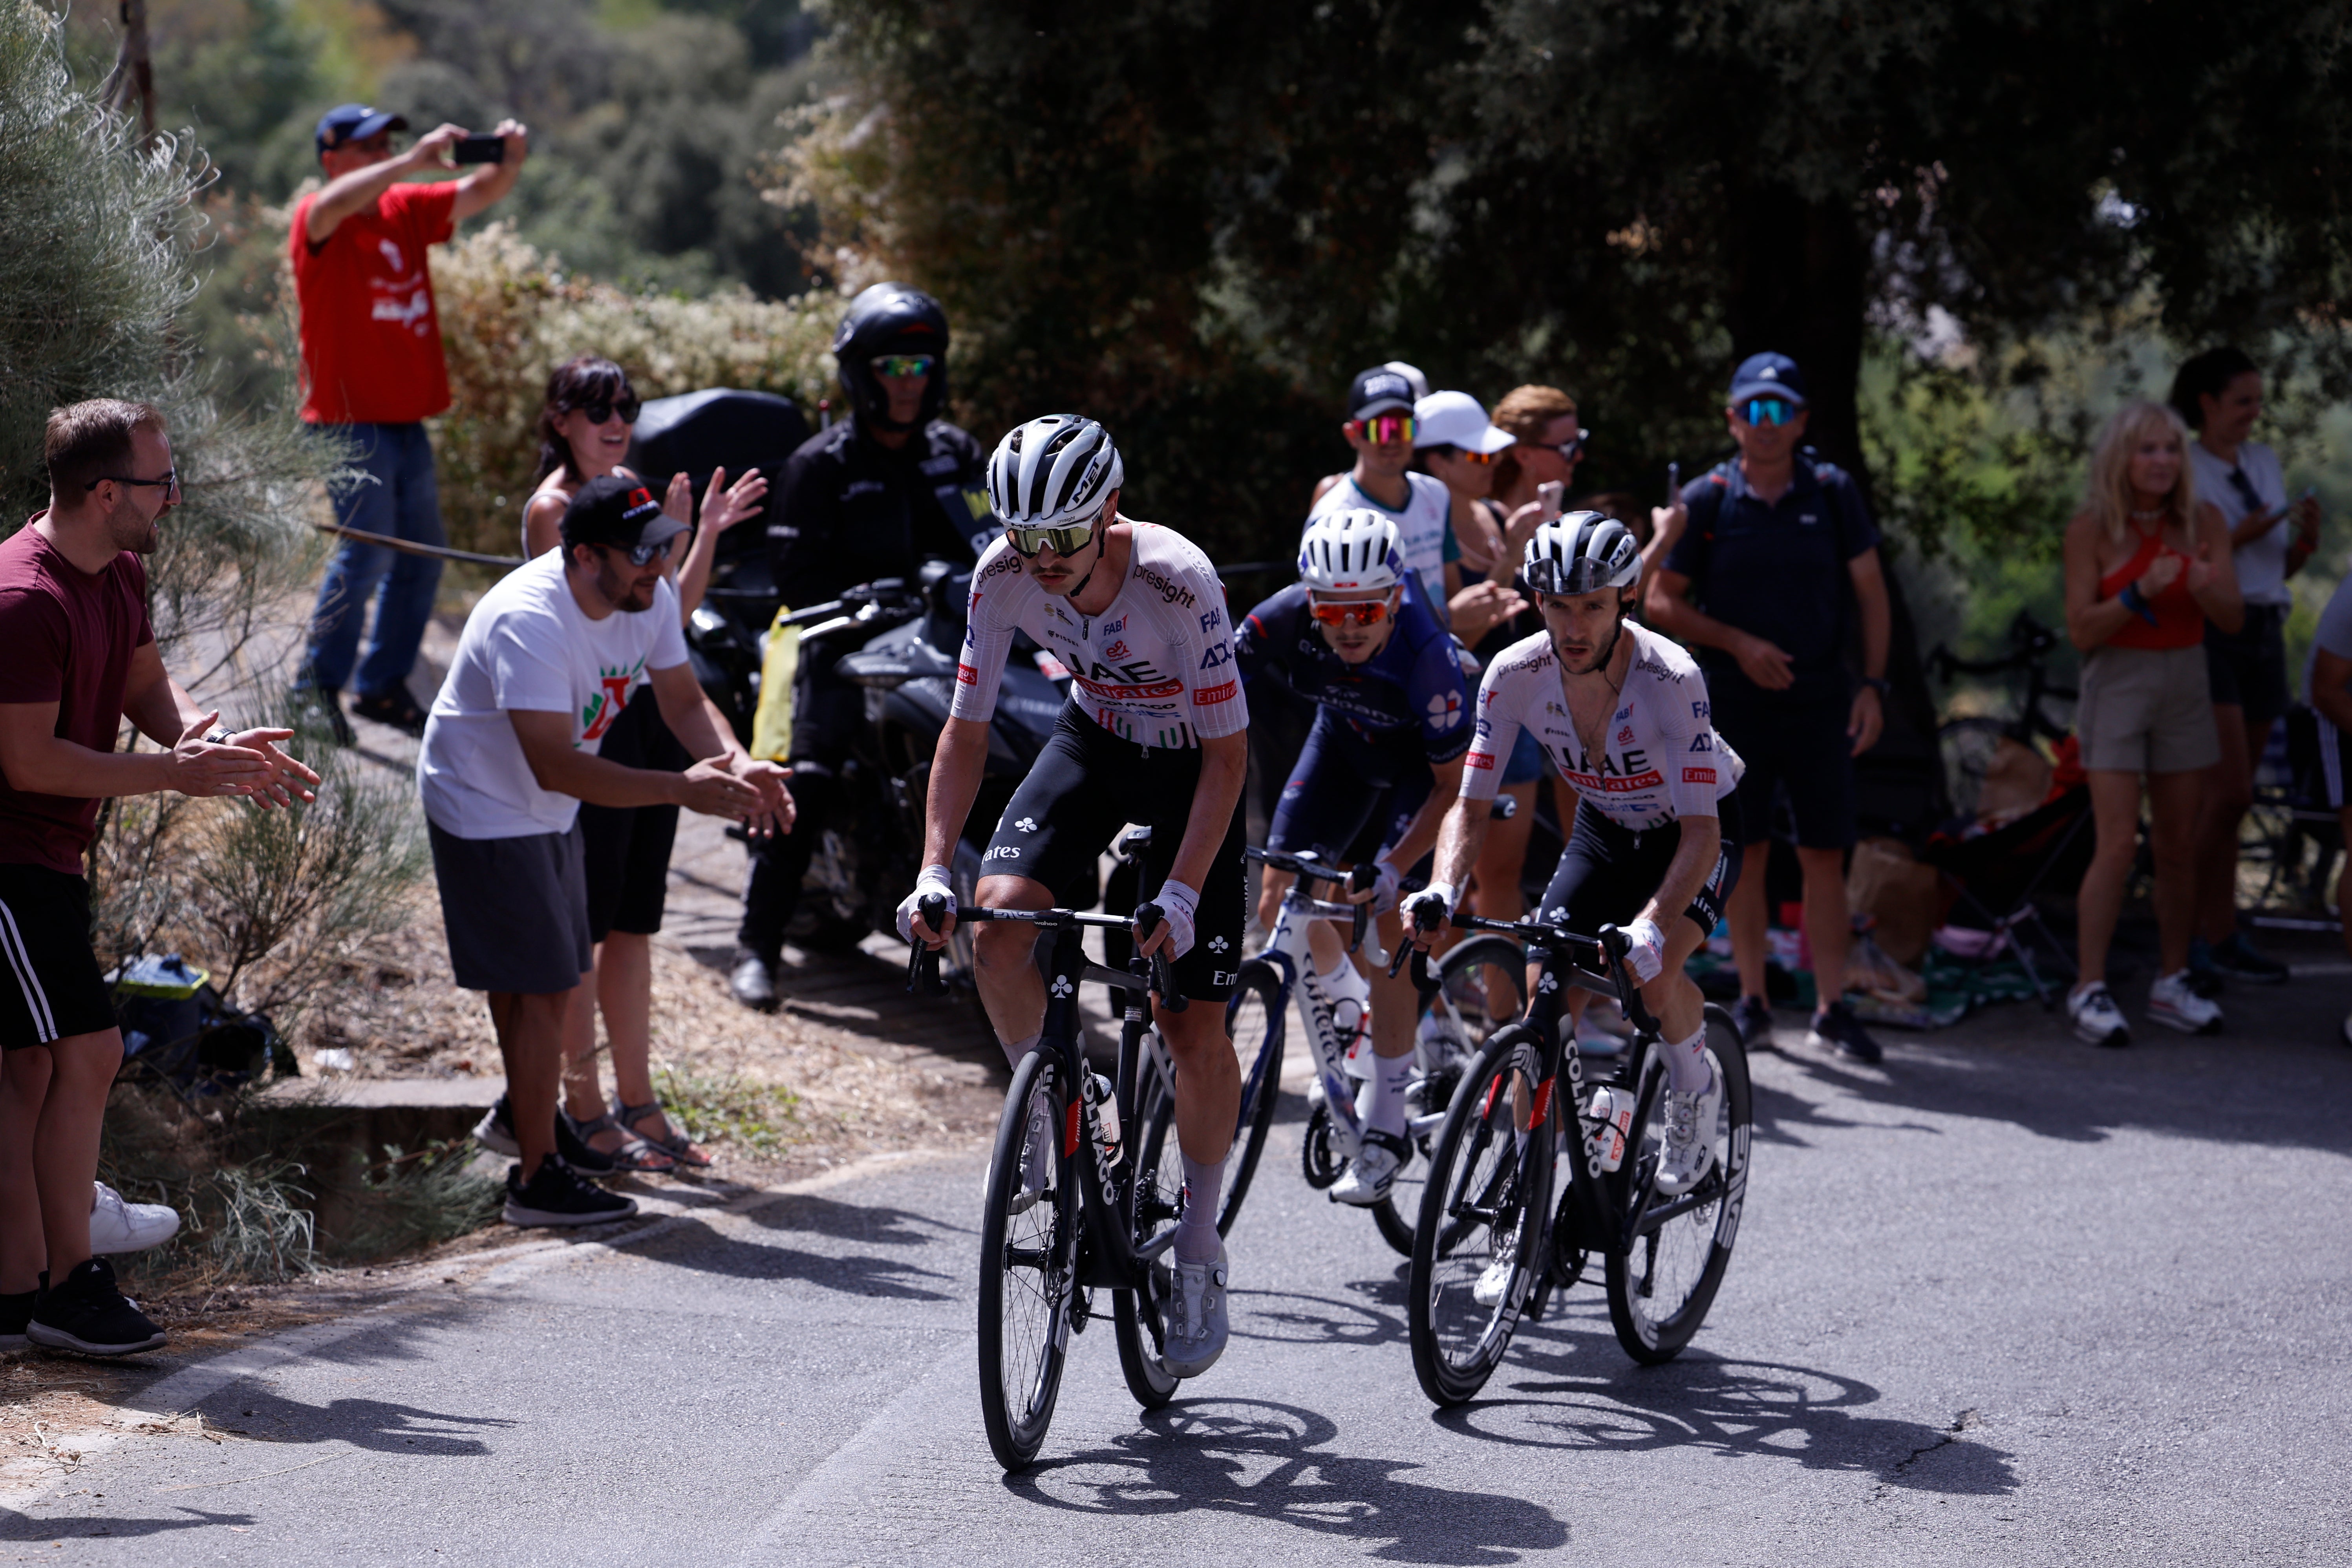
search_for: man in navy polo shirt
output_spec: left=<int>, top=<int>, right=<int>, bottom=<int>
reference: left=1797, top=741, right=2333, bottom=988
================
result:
left=1644, top=352, right=1893, bottom=1063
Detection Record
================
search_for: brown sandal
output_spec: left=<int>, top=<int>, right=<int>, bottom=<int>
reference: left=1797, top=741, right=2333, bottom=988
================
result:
left=614, top=1098, right=713, bottom=1169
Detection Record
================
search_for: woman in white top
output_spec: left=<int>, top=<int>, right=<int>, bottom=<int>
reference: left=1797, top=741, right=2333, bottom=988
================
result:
left=521, top=356, right=767, bottom=1169
left=2169, top=347, right=2327, bottom=987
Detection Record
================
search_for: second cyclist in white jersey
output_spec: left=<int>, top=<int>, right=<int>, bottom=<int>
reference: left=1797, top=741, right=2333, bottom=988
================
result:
left=900, top=415, right=1249, bottom=1379
left=1408, top=513, right=1747, bottom=1208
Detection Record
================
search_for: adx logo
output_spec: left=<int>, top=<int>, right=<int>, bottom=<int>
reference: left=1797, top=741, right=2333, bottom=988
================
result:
left=1200, top=642, right=1234, bottom=670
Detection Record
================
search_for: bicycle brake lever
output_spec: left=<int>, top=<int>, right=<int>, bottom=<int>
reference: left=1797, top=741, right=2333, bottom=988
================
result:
left=907, top=893, right=949, bottom=996
left=1134, top=901, right=1187, bottom=1013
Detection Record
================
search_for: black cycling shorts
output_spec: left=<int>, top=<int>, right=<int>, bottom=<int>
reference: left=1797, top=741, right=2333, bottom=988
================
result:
left=1268, top=709, right=1432, bottom=866
left=980, top=702, right=1247, bottom=1003
left=1538, top=795, right=1744, bottom=942
left=0, top=864, right=119, bottom=1050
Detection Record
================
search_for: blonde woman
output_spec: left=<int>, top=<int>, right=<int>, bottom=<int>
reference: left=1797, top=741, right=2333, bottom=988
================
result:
left=2061, top=401, right=2240, bottom=1046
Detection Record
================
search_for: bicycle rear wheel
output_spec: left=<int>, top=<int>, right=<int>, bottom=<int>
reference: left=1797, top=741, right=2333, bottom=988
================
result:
left=1407, top=1029, right=1553, bottom=1406
left=977, top=1050, right=1075, bottom=1471
left=1604, top=1007, right=1752, bottom=1365
left=1114, top=1117, right=1184, bottom=1410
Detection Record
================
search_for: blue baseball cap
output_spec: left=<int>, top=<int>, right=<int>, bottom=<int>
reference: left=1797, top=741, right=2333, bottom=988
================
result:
left=1727, top=351, right=1808, bottom=408
left=315, top=103, right=409, bottom=153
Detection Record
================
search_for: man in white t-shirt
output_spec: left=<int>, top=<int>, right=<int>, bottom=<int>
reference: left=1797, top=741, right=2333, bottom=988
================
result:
left=419, top=475, right=791, bottom=1227
left=1305, top=366, right=1458, bottom=625
left=2170, top=347, right=2327, bottom=988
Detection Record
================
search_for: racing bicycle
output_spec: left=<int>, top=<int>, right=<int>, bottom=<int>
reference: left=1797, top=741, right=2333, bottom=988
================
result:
left=1404, top=908, right=1752, bottom=1405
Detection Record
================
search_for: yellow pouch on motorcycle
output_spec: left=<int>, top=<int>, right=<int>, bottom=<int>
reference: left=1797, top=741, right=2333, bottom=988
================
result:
left=750, top=614, right=799, bottom=763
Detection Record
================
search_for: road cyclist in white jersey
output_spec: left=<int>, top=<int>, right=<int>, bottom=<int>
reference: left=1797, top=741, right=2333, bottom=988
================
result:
left=1405, top=513, right=1747, bottom=1303
left=901, top=414, right=1250, bottom=1379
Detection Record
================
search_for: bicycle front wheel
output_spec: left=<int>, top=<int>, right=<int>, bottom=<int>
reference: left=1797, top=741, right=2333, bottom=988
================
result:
left=1407, top=1028, right=1553, bottom=1407
left=1604, top=1007, right=1752, bottom=1365
left=977, top=1050, right=1075, bottom=1471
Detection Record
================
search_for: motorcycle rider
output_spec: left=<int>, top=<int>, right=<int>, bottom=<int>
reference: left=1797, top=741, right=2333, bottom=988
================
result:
left=730, top=283, right=995, bottom=1009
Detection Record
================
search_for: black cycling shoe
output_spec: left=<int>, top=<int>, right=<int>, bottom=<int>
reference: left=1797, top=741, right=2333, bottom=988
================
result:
left=26, top=1258, right=165, bottom=1357
left=503, top=1161, right=638, bottom=1228
left=1807, top=999, right=1883, bottom=1064
left=729, top=948, right=778, bottom=1011
left=349, top=687, right=428, bottom=737
left=1730, top=994, right=1774, bottom=1051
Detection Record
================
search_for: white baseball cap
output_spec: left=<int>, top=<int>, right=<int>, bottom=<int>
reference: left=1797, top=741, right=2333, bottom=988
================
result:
left=1413, top=390, right=1515, bottom=454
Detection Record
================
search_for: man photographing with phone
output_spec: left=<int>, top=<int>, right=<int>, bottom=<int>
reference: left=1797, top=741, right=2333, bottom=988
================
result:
left=289, top=105, right=530, bottom=746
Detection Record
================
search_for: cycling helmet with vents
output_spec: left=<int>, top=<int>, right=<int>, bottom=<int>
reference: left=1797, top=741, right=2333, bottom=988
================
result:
left=1523, top=511, right=1639, bottom=596
left=1298, top=508, right=1404, bottom=594
left=986, top=415, right=1125, bottom=532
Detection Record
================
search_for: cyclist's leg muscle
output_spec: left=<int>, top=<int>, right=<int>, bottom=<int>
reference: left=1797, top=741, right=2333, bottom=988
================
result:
left=972, top=873, right=1054, bottom=1046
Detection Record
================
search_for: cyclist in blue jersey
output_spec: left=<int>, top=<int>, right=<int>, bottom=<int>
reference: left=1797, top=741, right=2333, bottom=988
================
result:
left=1235, top=510, right=1472, bottom=1204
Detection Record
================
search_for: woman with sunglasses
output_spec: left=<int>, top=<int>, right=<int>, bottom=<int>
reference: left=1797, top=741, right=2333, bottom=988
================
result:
left=1232, top=510, right=1475, bottom=1206
left=508, top=356, right=767, bottom=1173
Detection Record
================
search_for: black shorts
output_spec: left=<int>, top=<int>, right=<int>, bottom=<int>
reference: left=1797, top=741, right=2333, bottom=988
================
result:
left=427, top=820, right=593, bottom=995
left=1712, top=682, right=1855, bottom=850
left=1538, top=797, right=1744, bottom=941
left=0, top=863, right=117, bottom=1049
left=1267, top=709, right=1432, bottom=865
left=2205, top=603, right=2290, bottom=727
left=981, top=703, right=1248, bottom=1003
left=580, top=691, right=688, bottom=941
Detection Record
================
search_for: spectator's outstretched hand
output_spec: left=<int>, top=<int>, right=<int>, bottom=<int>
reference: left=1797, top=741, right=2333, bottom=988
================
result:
left=663, top=470, right=694, bottom=525
left=675, top=758, right=761, bottom=821
left=700, top=466, right=769, bottom=535
left=165, top=712, right=273, bottom=800
left=731, top=756, right=794, bottom=839
left=231, top=727, right=321, bottom=809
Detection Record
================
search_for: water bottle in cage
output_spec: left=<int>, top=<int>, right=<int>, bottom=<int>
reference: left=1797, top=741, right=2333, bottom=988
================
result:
left=1087, top=1072, right=1122, bottom=1168
left=1586, top=1086, right=1636, bottom=1173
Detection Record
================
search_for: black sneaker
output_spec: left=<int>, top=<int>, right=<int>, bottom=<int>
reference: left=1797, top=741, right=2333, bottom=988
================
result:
left=349, top=687, right=428, bottom=737
left=0, top=1284, right=36, bottom=1351
left=2210, top=934, right=2289, bottom=986
left=729, top=948, right=778, bottom=1012
left=1730, top=995, right=1774, bottom=1051
left=503, top=1161, right=639, bottom=1228
left=26, top=1258, right=165, bottom=1357
left=1807, top=999, right=1883, bottom=1064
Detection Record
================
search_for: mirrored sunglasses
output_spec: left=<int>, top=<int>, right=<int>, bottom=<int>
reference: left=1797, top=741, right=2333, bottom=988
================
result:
left=598, top=536, right=675, bottom=567
left=1352, top=414, right=1416, bottom=446
left=1006, top=520, right=1098, bottom=558
left=1308, top=597, right=1392, bottom=627
left=872, top=354, right=937, bottom=379
left=1743, top=397, right=1796, bottom=428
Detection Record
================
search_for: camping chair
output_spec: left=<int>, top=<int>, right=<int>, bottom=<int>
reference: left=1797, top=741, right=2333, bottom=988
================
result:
left=1920, top=784, right=2096, bottom=1007
left=2244, top=704, right=2345, bottom=929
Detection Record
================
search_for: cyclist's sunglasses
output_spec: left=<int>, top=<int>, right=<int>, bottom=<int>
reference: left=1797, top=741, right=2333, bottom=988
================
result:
left=596, top=536, right=675, bottom=567
left=1308, top=596, right=1393, bottom=627
left=570, top=395, right=642, bottom=426
left=1742, top=397, right=1797, bottom=428
left=1350, top=413, right=1416, bottom=446
left=872, top=354, right=937, bottom=379
left=1006, top=519, right=1099, bottom=558
left=84, top=469, right=179, bottom=496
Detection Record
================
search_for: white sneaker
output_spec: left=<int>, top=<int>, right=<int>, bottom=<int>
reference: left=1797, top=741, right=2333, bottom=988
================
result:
left=2147, top=970, right=2223, bottom=1036
left=1330, top=1130, right=1406, bottom=1207
left=1163, top=1245, right=1230, bottom=1377
left=1654, top=1059, right=1723, bottom=1197
left=1472, top=1229, right=1518, bottom=1308
left=90, top=1182, right=179, bottom=1254
left=2068, top=983, right=2131, bottom=1047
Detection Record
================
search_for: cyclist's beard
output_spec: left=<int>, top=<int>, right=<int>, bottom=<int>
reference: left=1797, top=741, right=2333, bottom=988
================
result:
left=1554, top=614, right=1625, bottom=676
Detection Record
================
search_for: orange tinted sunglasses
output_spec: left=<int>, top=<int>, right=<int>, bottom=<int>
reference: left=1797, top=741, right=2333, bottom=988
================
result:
left=1309, top=598, right=1392, bottom=627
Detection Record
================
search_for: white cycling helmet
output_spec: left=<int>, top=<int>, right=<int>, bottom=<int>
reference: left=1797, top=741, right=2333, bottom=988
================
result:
left=1299, top=508, right=1405, bottom=594
left=1523, top=510, right=1639, bottom=596
left=986, top=415, right=1124, bottom=529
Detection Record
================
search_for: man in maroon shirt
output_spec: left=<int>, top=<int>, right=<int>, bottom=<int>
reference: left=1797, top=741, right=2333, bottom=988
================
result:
left=0, top=400, right=318, bottom=1357
left=291, top=103, right=529, bottom=743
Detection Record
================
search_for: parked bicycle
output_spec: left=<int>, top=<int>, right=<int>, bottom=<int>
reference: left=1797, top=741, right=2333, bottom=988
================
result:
left=1405, top=906, right=1751, bottom=1404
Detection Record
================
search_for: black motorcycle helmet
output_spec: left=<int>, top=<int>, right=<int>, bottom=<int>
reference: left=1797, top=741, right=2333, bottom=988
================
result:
left=832, top=282, right=950, bottom=432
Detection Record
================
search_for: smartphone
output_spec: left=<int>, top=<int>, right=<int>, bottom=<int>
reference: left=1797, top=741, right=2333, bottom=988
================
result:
left=1537, top=479, right=1565, bottom=523
left=452, top=134, right=505, bottom=165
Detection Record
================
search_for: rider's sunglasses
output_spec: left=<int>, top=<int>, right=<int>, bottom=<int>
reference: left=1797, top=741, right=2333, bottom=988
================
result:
left=596, top=537, right=675, bottom=568
left=1742, top=397, right=1796, bottom=428
left=1350, top=414, right=1416, bottom=446
left=1308, top=597, right=1392, bottom=628
left=571, top=395, right=642, bottom=426
left=872, top=354, right=936, bottom=379
left=84, top=470, right=180, bottom=497
left=1006, top=520, right=1098, bottom=558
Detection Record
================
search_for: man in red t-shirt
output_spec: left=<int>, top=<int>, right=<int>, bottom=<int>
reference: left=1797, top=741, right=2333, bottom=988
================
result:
left=0, top=401, right=320, bottom=1357
left=291, top=103, right=529, bottom=744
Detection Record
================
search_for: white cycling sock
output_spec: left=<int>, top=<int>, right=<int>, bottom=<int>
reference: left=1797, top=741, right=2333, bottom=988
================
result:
left=1663, top=1025, right=1710, bottom=1095
left=1358, top=1051, right=1413, bottom=1139
left=999, top=1031, right=1041, bottom=1073
left=1174, top=1149, right=1226, bottom=1264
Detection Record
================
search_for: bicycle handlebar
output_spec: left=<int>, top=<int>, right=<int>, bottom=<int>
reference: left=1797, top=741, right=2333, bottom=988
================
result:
left=907, top=896, right=1187, bottom=1011
left=1390, top=906, right=1659, bottom=1034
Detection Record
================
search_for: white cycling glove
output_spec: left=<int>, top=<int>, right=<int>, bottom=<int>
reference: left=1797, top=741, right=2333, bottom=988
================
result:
left=1403, top=881, right=1456, bottom=934
left=896, top=864, right=955, bottom=945
left=1622, top=916, right=1667, bottom=984
left=1147, top=879, right=1200, bottom=959
left=1368, top=859, right=1403, bottom=916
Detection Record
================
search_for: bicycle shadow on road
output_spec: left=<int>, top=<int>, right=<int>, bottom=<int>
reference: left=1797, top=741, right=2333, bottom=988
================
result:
left=1439, top=1316, right=2018, bottom=1496
left=1008, top=1396, right=1567, bottom=1563
left=624, top=1211, right=958, bottom=1300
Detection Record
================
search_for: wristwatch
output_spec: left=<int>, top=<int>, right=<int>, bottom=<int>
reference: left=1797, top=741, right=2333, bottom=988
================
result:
left=1860, top=676, right=1891, bottom=697
left=203, top=724, right=235, bottom=746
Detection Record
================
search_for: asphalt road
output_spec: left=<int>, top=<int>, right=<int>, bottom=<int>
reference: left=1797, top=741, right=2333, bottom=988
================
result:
left=7, top=955, right=2351, bottom=1566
